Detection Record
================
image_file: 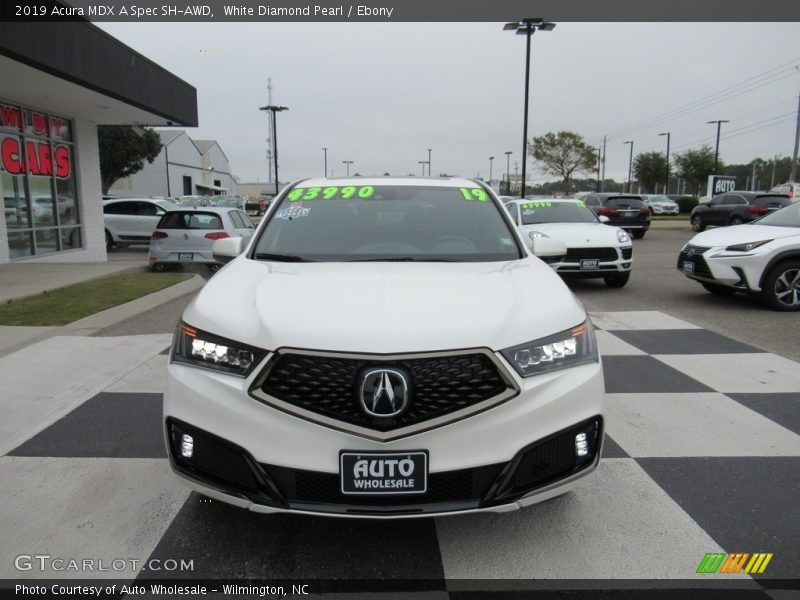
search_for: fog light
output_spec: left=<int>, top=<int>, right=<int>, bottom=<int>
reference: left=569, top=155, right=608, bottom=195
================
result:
left=181, top=434, right=194, bottom=458
left=575, top=433, right=589, bottom=457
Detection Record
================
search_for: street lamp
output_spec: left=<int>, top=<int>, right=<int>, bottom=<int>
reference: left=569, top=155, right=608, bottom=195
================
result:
left=658, top=132, right=670, bottom=194
left=707, top=120, right=729, bottom=174
left=427, top=148, right=432, bottom=177
left=623, top=141, right=634, bottom=193
left=504, top=18, right=556, bottom=198
left=504, top=151, right=512, bottom=192
left=342, top=160, right=353, bottom=176
left=322, top=147, right=328, bottom=178
left=418, top=160, right=427, bottom=177
left=489, top=156, right=495, bottom=184
left=258, top=105, right=288, bottom=195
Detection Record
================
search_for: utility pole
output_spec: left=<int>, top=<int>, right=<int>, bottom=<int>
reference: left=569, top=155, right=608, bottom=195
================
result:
left=601, top=136, right=607, bottom=192
left=596, top=146, right=601, bottom=192
left=791, top=89, right=800, bottom=182
left=771, top=155, right=779, bottom=188
left=707, top=119, right=729, bottom=174
left=265, top=79, right=274, bottom=184
left=751, top=162, right=757, bottom=191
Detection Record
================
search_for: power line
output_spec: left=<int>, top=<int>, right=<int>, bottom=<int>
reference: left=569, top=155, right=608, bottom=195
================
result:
left=602, top=59, right=800, bottom=141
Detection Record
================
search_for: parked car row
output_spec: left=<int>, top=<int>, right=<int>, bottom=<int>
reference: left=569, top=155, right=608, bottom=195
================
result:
left=689, top=192, right=792, bottom=232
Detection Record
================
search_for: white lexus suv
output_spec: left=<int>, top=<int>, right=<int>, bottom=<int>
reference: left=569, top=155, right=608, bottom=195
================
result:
left=164, top=178, right=604, bottom=517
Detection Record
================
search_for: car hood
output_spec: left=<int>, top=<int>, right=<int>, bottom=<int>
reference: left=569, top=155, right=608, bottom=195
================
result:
left=183, top=257, right=587, bottom=354
left=517, top=222, right=626, bottom=246
left=687, top=224, right=800, bottom=247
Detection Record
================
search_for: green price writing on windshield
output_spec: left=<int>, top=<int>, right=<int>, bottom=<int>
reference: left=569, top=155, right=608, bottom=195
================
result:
left=288, top=186, right=375, bottom=201
left=459, top=187, right=488, bottom=202
left=521, top=201, right=552, bottom=209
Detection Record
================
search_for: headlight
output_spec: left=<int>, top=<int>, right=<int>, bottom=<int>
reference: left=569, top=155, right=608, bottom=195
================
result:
left=501, top=320, right=598, bottom=378
left=171, top=322, right=266, bottom=376
left=616, top=229, right=630, bottom=243
left=725, top=240, right=772, bottom=252
left=528, top=231, right=549, bottom=240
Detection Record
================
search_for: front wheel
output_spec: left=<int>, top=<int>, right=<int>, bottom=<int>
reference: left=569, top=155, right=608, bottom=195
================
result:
left=761, top=260, right=800, bottom=311
left=691, top=215, right=705, bottom=232
left=604, top=272, right=630, bottom=288
left=730, top=215, right=743, bottom=226
left=105, top=230, right=113, bottom=251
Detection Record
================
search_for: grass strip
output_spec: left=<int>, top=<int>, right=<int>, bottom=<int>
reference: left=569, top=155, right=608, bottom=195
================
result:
left=0, top=272, right=191, bottom=326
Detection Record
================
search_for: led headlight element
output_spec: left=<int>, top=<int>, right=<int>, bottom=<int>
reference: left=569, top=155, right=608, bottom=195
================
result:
left=501, top=320, right=598, bottom=378
left=528, top=231, right=549, bottom=240
left=172, top=323, right=266, bottom=376
left=616, top=229, right=630, bottom=243
left=725, top=240, right=772, bottom=252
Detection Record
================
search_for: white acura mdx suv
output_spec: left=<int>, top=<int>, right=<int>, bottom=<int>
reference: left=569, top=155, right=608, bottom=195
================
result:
left=164, top=178, right=604, bottom=517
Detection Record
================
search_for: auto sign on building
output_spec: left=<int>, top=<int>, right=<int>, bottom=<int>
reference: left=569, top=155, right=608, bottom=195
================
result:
left=706, top=175, right=737, bottom=198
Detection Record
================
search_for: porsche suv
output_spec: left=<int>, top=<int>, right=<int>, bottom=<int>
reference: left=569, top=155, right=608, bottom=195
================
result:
left=164, top=178, right=604, bottom=517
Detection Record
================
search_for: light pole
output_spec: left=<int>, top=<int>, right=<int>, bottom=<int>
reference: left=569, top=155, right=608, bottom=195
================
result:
left=342, top=160, right=353, bottom=176
left=488, top=156, right=495, bottom=185
left=707, top=120, right=729, bottom=174
left=623, top=141, right=634, bottom=193
left=504, top=151, right=512, bottom=193
left=418, top=160, right=427, bottom=176
left=658, top=132, right=670, bottom=194
left=427, top=148, right=432, bottom=177
left=322, top=147, right=328, bottom=178
left=504, top=18, right=556, bottom=198
left=258, top=104, right=288, bottom=195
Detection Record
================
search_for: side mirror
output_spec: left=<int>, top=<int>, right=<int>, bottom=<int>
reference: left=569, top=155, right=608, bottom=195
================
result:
left=598, top=215, right=610, bottom=224
left=212, top=237, right=246, bottom=263
left=527, top=237, right=567, bottom=259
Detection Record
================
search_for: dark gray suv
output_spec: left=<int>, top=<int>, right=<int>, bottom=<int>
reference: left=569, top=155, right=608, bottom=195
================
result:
left=689, top=192, right=791, bottom=232
left=582, top=193, right=651, bottom=239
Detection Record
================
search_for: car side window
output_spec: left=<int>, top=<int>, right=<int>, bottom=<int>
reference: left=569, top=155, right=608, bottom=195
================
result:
left=708, top=195, right=725, bottom=206
left=228, top=210, right=245, bottom=229
left=137, top=202, right=159, bottom=216
left=238, top=210, right=255, bottom=228
left=104, top=201, right=135, bottom=215
left=585, top=196, right=600, bottom=208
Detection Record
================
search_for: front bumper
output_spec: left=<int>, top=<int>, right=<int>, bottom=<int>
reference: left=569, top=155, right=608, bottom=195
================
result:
left=550, top=246, right=633, bottom=278
left=677, top=244, right=769, bottom=292
left=163, top=354, right=604, bottom=518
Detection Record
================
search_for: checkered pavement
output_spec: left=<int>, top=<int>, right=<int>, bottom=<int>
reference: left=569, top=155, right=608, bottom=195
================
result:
left=1, top=312, right=798, bottom=594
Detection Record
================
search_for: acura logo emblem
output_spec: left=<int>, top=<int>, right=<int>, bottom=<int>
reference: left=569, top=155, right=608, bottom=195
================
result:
left=359, top=369, right=409, bottom=418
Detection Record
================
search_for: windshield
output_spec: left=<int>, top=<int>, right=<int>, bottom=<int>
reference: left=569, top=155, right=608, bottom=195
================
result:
left=520, top=200, right=599, bottom=225
left=754, top=201, right=800, bottom=227
left=252, top=184, right=522, bottom=262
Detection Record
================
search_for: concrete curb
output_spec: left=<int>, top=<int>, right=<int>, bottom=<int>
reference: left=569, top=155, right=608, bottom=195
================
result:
left=0, top=274, right=205, bottom=357
left=66, top=274, right=206, bottom=335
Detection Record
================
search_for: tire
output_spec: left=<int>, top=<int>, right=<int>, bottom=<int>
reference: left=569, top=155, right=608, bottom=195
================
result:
left=632, top=230, right=646, bottom=239
left=208, top=264, right=221, bottom=273
left=701, top=282, right=736, bottom=296
left=604, top=272, right=630, bottom=288
left=730, top=215, right=743, bottom=226
left=105, top=230, right=113, bottom=251
left=761, top=260, right=800, bottom=311
left=152, top=263, right=167, bottom=272
left=691, top=215, right=705, bottom=232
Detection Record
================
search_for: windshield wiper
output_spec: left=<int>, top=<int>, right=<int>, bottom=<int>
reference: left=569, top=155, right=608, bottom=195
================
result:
left=347, top=256, right=457, bottom=262
left=254, top=253, right=315, bottom=262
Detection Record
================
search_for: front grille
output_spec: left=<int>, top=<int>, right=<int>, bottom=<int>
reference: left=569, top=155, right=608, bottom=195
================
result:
left=621, top=247, right=633, bottom=260
left=564, top=247, right=618, bottom=262
left=264, top=462, right=505, bottom=507
left=259, top=351, right=509, bottom=432
left=677, top=245, right=713, bottom=279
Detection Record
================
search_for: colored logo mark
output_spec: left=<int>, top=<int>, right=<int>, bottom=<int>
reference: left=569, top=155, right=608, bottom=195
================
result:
left=696, top=552, right=773, bottom=574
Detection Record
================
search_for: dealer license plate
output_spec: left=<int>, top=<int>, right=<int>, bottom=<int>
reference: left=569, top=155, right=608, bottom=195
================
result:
left=580, top=258, right=599, bottom=270
left=178, top=253, right=193, bottom=261
left=340, top=451, right=427, bottom=495
left=683, top=261, right=694, bottom=274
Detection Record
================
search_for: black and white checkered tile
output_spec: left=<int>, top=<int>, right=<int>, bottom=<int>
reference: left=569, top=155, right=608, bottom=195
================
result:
left=1, top=312, right=798, bottom=595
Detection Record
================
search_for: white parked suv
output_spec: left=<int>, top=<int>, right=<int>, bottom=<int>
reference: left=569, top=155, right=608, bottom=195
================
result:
left=164, top=178, right=604, bottom=517
left=678, top=201, right=800, bottom=310
left=103, top=197, right=176, bottom=250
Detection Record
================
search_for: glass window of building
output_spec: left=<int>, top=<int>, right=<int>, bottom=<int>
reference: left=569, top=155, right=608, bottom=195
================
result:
left=1, top=100, right=81, bottom=258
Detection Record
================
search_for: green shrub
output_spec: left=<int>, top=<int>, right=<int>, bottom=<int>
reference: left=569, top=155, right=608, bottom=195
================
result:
left=676, top=196, right=698, bottom=213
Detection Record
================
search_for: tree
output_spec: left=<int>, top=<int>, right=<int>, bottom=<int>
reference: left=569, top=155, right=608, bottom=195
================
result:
left=673, top=145, right=719, bottom=196
left=98, top=126, right=162, bottom=194
left=530, top=131, right=597, bottom=193
left=633, top=152, right=668, bottom=193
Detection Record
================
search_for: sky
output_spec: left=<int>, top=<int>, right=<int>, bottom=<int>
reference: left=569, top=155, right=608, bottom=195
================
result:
left=98, top=22, right=800, bottom=185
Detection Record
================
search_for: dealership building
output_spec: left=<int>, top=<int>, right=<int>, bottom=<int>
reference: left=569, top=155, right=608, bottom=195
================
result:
left=0, top=20, right=197, bottom=264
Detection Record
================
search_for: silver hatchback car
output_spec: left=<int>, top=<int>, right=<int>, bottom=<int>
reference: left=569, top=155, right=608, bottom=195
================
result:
left=149, top=207, right=255, bottom=271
